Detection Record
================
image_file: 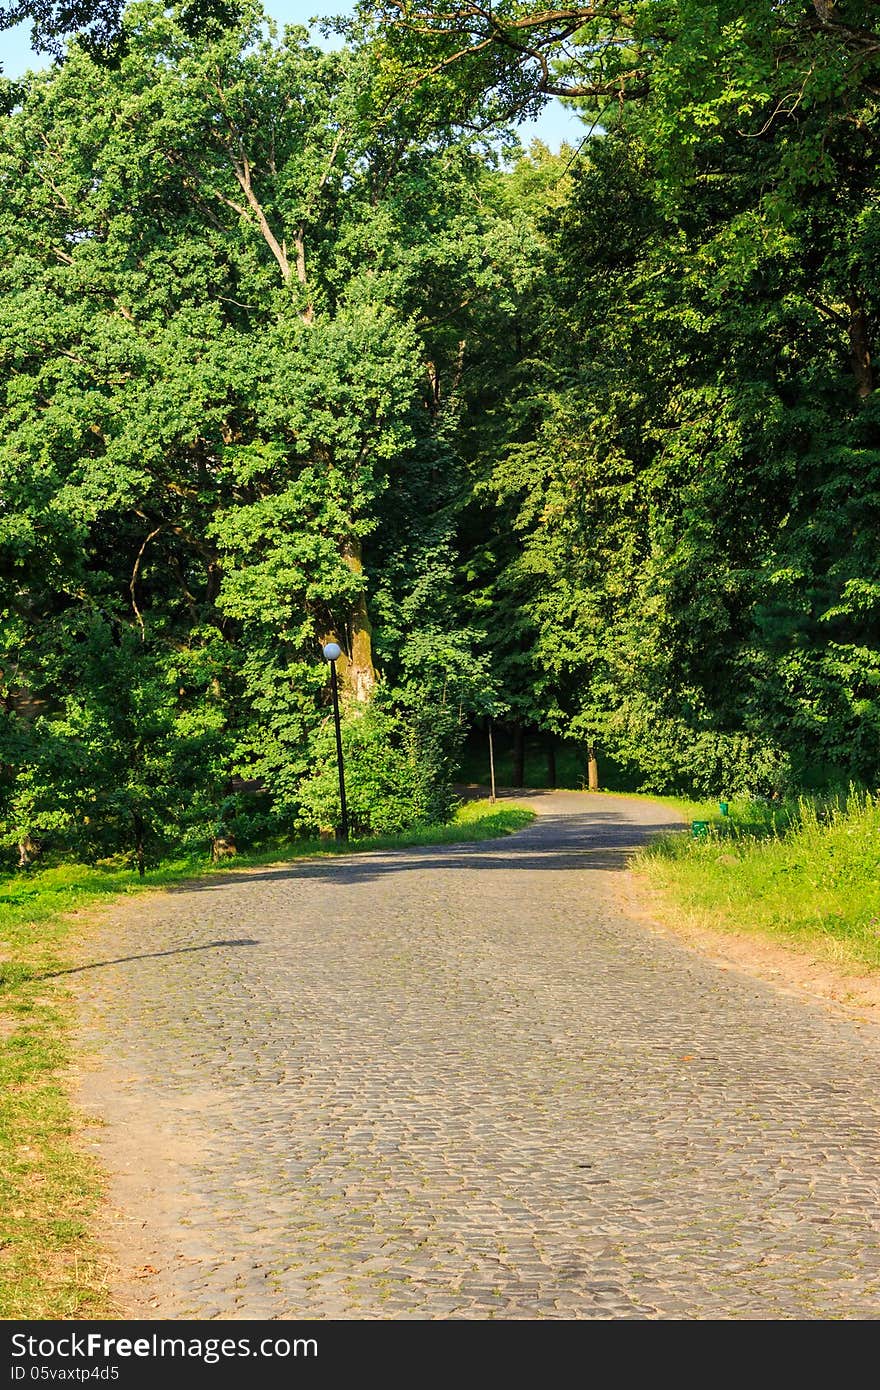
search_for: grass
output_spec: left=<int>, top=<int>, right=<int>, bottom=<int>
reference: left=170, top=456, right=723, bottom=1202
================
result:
left=635, top=789, right=880, bottom=971
left=0, top=878, right=109, bottom=1318
left=0, top=797, right=534, bottom=1319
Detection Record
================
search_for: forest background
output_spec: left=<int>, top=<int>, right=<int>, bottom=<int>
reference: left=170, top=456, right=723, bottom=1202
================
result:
left=1, top=0, right=879, bottom=869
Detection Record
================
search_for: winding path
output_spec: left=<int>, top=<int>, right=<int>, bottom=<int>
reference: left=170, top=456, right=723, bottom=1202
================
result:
left=73, top=792, right=880, bottom=1319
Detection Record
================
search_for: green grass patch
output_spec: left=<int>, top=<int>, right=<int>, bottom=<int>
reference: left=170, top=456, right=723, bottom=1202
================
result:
left=635, top=790, right=880, bottom=970
left=0, top=798, right=534, bottom=1318
left=0, top=919, right=109, bottom=1317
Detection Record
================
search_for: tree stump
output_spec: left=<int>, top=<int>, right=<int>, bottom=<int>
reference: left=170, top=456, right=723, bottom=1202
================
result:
left=212, top=833, right=237, bottom=862
left=17, top=835, right=38, bottom=868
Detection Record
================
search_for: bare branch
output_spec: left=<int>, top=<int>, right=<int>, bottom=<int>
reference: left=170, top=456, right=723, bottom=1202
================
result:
left=230, top=150, right=292, bottom=284
left=130, top=526, right=164, bottom=639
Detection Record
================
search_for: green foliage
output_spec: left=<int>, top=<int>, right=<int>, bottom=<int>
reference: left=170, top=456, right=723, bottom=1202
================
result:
left=0, top=3, right=509, bottom=858
left=0, top=625, right=228, bottom=868
left=294, top=703, right=458, bottom=836
left=2, top=0, right=880, bottom=858
left=455, top=9, right=880, bottom=794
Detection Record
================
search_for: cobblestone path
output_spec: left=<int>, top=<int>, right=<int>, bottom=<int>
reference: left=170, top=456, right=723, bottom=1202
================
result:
left=73, top=793, right=880, bottom=1319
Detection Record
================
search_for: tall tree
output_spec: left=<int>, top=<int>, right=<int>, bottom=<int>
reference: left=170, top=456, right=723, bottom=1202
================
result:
left=0, top=1, right=505, bottom=855
left=452, top=5, right=880, bottom=793
left=0, top=0, right=240, bottom=62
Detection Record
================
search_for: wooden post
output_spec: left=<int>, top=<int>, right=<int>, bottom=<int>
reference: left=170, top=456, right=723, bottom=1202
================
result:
left=488, top=718, right=497, bottom=803
left=512, top=721, right=525, bottom=787
left=133, top=811, right=146, bottom=877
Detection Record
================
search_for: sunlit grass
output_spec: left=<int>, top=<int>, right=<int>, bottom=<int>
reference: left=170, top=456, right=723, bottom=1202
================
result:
left=0, top=918, right=109, bottom=1317
left=636, top=789, right=880, bottom=970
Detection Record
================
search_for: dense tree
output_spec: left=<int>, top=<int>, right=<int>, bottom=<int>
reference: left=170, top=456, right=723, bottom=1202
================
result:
left=2, top=0, right=879, bottom=867
left=0, top=2, right=511, bottom=860
left=0, top=0, right=240, bottom=61
left=363, top=2, right=880, bottom=108
left=450, top=4, right=880, bottom=793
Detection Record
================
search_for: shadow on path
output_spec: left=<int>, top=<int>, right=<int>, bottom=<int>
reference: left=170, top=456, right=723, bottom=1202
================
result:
left=41, top=938, right=260, bottom=979
left=167, top=807, right=683, bottom=893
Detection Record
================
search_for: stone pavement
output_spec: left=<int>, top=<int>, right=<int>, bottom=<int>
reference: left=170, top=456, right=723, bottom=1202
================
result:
left=72, top=792, right=880, bottom=1319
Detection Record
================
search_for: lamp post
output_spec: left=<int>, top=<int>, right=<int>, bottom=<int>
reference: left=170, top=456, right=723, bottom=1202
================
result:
left=322, top=642, right=349, bottom=842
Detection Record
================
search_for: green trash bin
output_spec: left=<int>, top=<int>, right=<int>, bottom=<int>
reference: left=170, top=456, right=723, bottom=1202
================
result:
left=718, top=801, right=729, bottom=816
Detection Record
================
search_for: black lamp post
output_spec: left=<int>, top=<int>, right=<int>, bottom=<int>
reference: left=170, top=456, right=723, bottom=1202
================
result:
left=322, top=642, right=349, bottom=841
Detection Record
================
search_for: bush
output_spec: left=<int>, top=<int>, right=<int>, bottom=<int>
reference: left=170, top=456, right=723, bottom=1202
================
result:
left=600, top=702, right=795, bottom=799
left=294, top=703, right=456, bottom=837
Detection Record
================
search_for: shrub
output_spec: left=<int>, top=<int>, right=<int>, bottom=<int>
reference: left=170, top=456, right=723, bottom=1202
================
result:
left=294, top=703, right=456, bottom=837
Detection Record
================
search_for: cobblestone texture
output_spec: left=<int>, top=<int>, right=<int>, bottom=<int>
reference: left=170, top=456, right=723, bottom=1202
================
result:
left=73, top=793, right=880, bottom=1319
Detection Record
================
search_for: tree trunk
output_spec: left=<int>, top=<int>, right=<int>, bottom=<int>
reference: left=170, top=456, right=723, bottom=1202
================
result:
left=17, top=835, right=38, bottom=869
left=327, top=538, right=376, bottom=703
left=212, top=832, right=237, bottom=862
left=546, top=738, right=557, bottom=789
left=847, top=295, right=875, bottom=399
left=512, top=721, right=525, bottom=787
left=587, top=745, right=599, bottom=792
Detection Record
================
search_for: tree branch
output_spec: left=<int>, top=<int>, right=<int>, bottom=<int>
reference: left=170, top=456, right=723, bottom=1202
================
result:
left=130, top=526, right=164, bottom=639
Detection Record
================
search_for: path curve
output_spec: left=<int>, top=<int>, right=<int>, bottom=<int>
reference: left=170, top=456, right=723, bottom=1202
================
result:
left=73, top=792, right=880, bottom=1319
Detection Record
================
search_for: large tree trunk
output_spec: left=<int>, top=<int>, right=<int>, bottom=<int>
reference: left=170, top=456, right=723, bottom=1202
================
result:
left=212, top=831, right=237, bottom=862
left=17, top=835, right=38, bottom=869
left=512, top=721, right=525, bottom=788
left=324, top=538, right=377, bottom=703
